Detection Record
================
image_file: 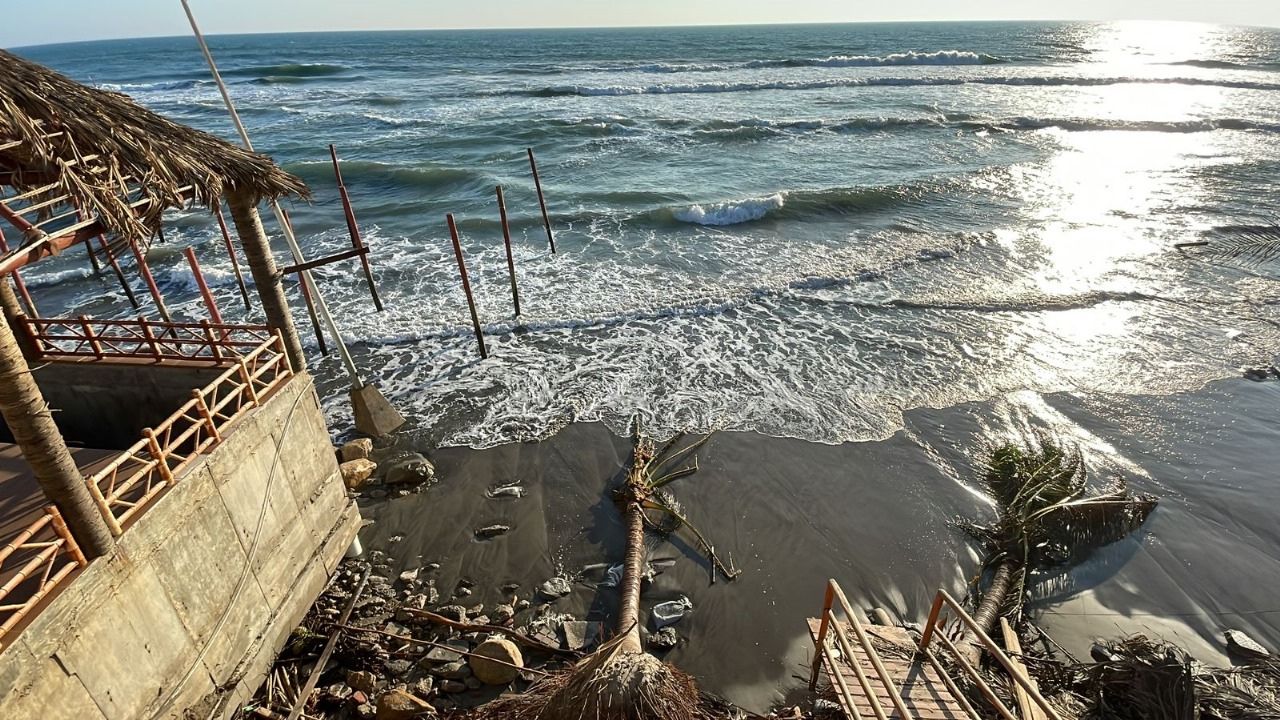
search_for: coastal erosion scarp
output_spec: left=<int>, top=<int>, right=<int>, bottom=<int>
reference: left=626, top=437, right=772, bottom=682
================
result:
left=356, top=377, right=1280, bottom=712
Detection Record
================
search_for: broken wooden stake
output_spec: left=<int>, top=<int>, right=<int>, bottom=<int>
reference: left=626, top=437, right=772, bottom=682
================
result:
left=214, top=202, right=252, bottom=310
left=527, top=148, right=556, bottom=254
left=446, top=213, right=487, bottom=359
left=329, top=144, right=384, bottom=312
left=496, top=186, right=521, bottom=317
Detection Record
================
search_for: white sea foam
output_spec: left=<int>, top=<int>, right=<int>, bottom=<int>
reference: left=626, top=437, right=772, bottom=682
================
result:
left=673, top=194, right=787, bottom=226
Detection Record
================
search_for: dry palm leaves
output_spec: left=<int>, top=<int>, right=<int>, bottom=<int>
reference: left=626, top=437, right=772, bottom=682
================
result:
left=0, top=48, right=307, bottom=243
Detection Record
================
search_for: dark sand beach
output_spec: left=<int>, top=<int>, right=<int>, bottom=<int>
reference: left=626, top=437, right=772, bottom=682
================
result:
left=359, top=377, right=1280, bottom=711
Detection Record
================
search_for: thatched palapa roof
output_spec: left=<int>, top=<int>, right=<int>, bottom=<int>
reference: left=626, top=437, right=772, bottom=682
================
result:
left=0, top=47, right=308, bottom=253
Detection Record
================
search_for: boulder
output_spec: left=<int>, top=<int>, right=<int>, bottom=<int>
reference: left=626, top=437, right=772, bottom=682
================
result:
left=560, top=620, right=603, bottom=652
left=347, top=670, right=378, bottom=694
left=491, top=604, right=515, bottom=624
left=341, top=459, right=378, bottom=490
left=469, top=637, right=524, bottom=685
left=375, top=689, right=434, bottom=720
left=440, top=679, right=467, bottom=694
left=340, top=438, right=375, bottom=462
left=384, top=454, right=436, bottom=485
left=1225, top=629, right=1271, bottom=659
left=537, top=576, right=572, bottom=599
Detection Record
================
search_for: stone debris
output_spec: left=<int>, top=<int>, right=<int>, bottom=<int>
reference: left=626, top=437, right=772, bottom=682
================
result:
left=1225, top=629, right=1271, bottom=659
left=383, top=453, right=436, bottom=485
left=474, top=524, right=511, bottom=539
left=339, top=438, right=375, bottom=463
left=469, top=637, right=524, bottom=685
left=374, top=688, right=433, bottom=720
left=340, top=458, right=378, bottom=490
left=537, top=576, right=572, bottom=599
left=560, top=620, right=603, bottom=652
left=346, top=669, right=378, bottom=694
left=649, top=626, right=681, bottom=650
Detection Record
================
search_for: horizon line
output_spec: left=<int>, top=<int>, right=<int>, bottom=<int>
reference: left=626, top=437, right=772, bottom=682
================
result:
left=9, top=17, right=1272, bottom=52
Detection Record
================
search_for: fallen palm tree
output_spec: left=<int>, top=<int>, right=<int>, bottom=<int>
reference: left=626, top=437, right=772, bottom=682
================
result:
left=959, top=433, right=1158, bottom=638
left=476, top=428, right=735, bottom=720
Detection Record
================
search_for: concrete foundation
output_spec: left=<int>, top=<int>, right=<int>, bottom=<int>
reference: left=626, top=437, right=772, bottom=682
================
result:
left=0, top=371, right=360, bottom=720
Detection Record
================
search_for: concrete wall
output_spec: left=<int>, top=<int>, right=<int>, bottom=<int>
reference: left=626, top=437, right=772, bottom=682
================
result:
left=0, top=371, right=360, bottom=720
left=0, top=361, right=225, bottom=449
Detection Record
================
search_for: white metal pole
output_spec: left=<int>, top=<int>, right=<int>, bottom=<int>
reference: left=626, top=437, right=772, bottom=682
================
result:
left=180, top=0, right=364, bottom=388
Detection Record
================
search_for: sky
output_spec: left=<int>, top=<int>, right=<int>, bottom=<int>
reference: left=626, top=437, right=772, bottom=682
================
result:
left=3, top=0, right=1279, bottom=49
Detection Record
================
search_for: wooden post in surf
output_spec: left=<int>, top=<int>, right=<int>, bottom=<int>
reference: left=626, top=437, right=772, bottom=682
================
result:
left=496, top=186, right=521, bottom=317
left=446, top=213, right=487, bottom=359
left=214, top=202, right=253, bottom=310
left=183, top=247, right=224, bottom=325
left=280, top=207, right=329, bottom=355
left=329, top=144, right=384, bottom=312
left=129, top=237, right=173, bottom=322
left=526, top=148, right=556, bottom=254
left=97, top=236, right=140, bottom=309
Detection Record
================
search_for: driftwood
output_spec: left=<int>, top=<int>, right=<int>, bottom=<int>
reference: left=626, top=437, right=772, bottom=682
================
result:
left=399, top=607, right=577, bottom=656
left=335, top=624, right=550, bottom=676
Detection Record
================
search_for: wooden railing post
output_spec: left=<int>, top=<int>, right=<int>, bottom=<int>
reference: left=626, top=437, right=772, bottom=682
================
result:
left=45, top=506, right=88, bottom=566
left=201, top=320, right=224, bottom=362
left=919, top=588, right=946, bottom=649
left=143, top=428, right=175, bottom=485
left=809, top=579, right=836, bottom=690
left=78, top=315, right=103, bottom=359
left=138, top=317, right=162, bottom=360
left=238, top=358, right=261, bottom=405
left=81, top=471, right=124, bottom=537
left=191, top=389, right=221, bottom=444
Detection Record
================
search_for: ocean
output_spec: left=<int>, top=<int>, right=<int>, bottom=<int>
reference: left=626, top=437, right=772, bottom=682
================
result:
left=13, top=21, right=1280, bottom=708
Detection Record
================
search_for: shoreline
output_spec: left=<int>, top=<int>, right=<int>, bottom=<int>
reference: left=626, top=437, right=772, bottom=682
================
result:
left=347, top=375, right=1280, bottom=711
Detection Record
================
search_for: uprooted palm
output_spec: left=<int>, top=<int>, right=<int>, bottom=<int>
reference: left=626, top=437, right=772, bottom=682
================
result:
left=960, top=434, right=1157, bottom=637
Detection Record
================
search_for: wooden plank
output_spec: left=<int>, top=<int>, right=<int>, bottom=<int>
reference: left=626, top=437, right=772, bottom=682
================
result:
left=1001, top=618, right=1047, bottom=720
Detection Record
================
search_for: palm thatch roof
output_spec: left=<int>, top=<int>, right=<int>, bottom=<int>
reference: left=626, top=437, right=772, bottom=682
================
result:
left=0, top=47, right=308, bottom=246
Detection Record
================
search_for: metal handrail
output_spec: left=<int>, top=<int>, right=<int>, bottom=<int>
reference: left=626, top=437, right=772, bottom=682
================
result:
left=810, top=579, right=915, bottom=720
left=919, top=589, right=1063, bottom=720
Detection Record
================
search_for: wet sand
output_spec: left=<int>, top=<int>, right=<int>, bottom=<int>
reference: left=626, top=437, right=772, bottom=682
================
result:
left=358, top=377, right=1280, bottom=712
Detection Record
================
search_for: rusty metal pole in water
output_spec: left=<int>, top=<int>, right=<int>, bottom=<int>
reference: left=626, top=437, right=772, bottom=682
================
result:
left=527, top=148, right=556, bottom=254
left=446, top=213, right=487, bottom=359
left=183, top=247, right=223, bottom=325
left=214, top=202, right=253, bottom=310
left=329, top=144, right=384, bottom=312
left=280, top=208, right=329, bottom=355
left=130, top=238, right=172, bottom=322
left=97, top=237, right=140, bottom=309
left=496, top=186, right=521, bottom=318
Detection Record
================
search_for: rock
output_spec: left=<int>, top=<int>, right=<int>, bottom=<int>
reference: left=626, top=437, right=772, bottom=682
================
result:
left=423, top=640, right=469, bottom=664
left=474, top=524, right=511, bottom=540
left=649, top=626, right=681, bottom=650
left=465, top=603, right=484, bottom=617
left=469, top=637, right=524, bottom=685
left=1225, top=629, right=1271, bottom=659
left=347, top=670, right=379, bottom=694
left=537, top=576, right=572, bottom=599
left=375, top=689, right=434, bottom=720
left=436, top=605, right=467, bottom=622
left=411, top=676, right=434, bottom=698
left=385, top=453, right=436, bottom=485
left=325, top=682, right=353, bottom=701
left=455, top=586, right=473, bottom=598
left=340, top=438, right=375, bottom=462
left=500, top=582, right=520, bottom=594
left=440, top=679, right=467, bottom=694
left=355, top=702, right=377, bottom=719
left=491, top=604, right=515, bottom=624
left=561, top=620, right=603, bottom=652
left=384, top=659, right=413, bottom=678
left=514, top=599, right=531, bottom=612
left=351, top=690, right=370, bottom=705
left=464, top=676, right=483, bottom=690
left=437, top=660, right=472, bottom=680
left=398, top=568, right=419, bottom=584
left=341, top=459, right=378, bottom=490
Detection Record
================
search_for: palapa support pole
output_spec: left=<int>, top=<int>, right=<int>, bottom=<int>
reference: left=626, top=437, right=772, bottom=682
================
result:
left=0, top=228, right=37, bottom=316
left=496, top=186, right=521, bottom=317
left=97, top=236, right=140, bottom=309
left=129, top=238, right=173, bottom=322
left=0, top=308, right=114, bottom=559
left=183, top=247, right=223, bottom=325
left=446, top=213, right=487, bottom=359
left=214, top=203, right=252, bottom=311
left=184, top=0, right=404, bottom=436
left=329, top=144, right=384, bottom=312
left=73, top=202, right=104, bottom=277
left=527, top=148, right=556, bottom=253
left=226, top=190, right=307, bottom=372
left=280, top=209, right=329, bottom=356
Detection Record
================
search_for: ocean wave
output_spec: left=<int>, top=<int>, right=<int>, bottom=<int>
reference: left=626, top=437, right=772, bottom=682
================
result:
left=861, top=290, right=1166, bottom=313
left=284, top=159, right=490, bottom=191
left=21, top=266, right=94, bottom=289
left=1166, top=59, right=1254, bottom=70
left=965, top=116, right=1280, bottom=134
left=362, top=112, right=432, bottom=127
left=99, top=79, right=208, bottom=92
left=746, top=50, right=1004, bottom=68
left=223, top=62, right=349, bottom=78
left=519, top=74, right=1280, bottom=97
left=674, top=194, right=786, bottom=225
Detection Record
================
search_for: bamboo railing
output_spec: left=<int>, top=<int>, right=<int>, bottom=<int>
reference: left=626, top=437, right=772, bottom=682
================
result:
left=810, top=579, right=915, bottom=720
left=0, top=507, right=88, bottom=649
left=81, top=330, right=293, bottom=535
left=20, top=316, right=273, bottom=363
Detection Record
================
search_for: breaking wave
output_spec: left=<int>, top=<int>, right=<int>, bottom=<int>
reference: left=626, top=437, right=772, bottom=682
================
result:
left=674, top=194, right=786, bottom=225
left=223, top=62, right=350, bottom=78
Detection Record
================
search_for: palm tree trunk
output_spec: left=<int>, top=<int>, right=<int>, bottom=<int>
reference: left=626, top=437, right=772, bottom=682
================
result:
left=0, top=278, right=37, bottom=360
left=226, top=190, right=307, bottom=372
left=0, top=311, right=114, bottom=558
left=617, top=497, right=646, bottom=654
left=972, top=560, right=1015, bottom=637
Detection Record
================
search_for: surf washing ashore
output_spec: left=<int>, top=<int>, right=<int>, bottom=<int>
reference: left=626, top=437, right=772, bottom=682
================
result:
left=12, top=18, right=1280, bottom=717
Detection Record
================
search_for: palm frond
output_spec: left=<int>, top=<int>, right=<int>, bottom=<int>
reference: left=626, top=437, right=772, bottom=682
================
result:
left=1190, top=224, right=1280, bottom=267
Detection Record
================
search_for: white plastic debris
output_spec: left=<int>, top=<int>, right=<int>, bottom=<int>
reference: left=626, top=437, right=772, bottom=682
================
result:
left=650, top=596, right=693, bottom=629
